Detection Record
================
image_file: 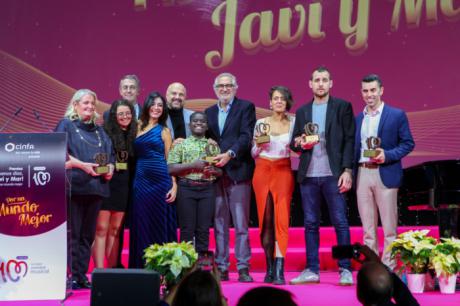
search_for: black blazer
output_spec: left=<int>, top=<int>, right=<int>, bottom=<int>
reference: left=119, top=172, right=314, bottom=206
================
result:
left=205, top=97, right=256, bottom=182
left=290, top=96, right=355, bottom=183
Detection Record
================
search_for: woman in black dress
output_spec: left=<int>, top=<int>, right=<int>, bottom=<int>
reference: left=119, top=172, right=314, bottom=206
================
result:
left=92, top=100, right=137, bottom=268
left=55, top=89, right=114, bottom=289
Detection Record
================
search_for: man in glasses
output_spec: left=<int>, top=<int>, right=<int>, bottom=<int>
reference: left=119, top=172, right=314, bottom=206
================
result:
left=104, top=74, right=142, bottom=121
left=119, top=74, right=141, bottom=119
left=205, top=73, right=256, bottom=282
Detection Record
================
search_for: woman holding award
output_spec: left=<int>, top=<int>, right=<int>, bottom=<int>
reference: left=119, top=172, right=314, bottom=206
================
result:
left=92, top=100, right=137, bottom=269
left=129, top=91, right=178, bottom=268
left=55, top=89, right=114, bottom=289
left=251, top=86, right=295, bottom=285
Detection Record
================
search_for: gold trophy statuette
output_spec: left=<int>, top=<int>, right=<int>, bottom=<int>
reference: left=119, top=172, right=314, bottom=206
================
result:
left=94, top=153, right=109, bottom=174
left=255, top=122, right=271, bottom=144
left=363, top=136, right=382, bottom=158
left=303, top=122, right=320, bottom=143
left=115, top=150, right=128, bottom=171
left=204, top=143, right=220, bottom=164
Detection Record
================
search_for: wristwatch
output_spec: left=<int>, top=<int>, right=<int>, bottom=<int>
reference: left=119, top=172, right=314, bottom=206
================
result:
left=227, top=150, right=236, bottom=159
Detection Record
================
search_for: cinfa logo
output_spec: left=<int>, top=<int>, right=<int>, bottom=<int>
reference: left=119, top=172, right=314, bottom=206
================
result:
left=4, top=142, right=35, bottom=152
left=4, top=142, right=15, bottom=152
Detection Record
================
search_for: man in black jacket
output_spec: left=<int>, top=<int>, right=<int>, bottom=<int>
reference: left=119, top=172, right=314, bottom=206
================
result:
left=290, top=66, right=355, bottom=285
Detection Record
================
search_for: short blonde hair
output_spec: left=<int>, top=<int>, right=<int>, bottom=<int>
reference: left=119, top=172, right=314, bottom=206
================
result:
left=64, top=89, right=99, bottom=123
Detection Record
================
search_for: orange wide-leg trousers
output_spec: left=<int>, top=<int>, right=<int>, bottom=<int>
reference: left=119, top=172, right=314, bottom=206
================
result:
left=252, top=157, right=294, bottom=257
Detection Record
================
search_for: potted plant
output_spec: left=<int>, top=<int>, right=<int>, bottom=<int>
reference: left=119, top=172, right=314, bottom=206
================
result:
left=388, top=229, right=437, bottom=293
left=144, top=241, right=198, bottom=294
left=430, top=237, right=460, bottom=294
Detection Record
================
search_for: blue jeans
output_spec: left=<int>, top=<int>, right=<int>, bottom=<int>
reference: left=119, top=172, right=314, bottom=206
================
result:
left=300, top=176, right=351, bottom=273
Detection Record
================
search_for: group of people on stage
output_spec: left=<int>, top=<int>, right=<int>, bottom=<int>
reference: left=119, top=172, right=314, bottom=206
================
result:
left=56, top=66, right=414, bottom=290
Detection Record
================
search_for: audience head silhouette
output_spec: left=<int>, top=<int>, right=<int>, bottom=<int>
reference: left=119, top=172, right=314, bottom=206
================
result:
left=357, top=262, right=393, bottom=306
left=171, top=270, right=225, bottom=306
left=237, top=286, right=297, bottom=306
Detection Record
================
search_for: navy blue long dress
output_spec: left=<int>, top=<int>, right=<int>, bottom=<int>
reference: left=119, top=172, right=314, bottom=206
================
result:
left=129, top=125, right=177, bottom=268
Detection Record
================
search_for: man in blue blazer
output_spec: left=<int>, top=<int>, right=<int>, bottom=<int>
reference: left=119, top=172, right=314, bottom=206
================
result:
left=354, top=74, right=414, bottom=269
left=290, top=66, right=355, bottom=286
left=205, top=72, right=256, bottom=282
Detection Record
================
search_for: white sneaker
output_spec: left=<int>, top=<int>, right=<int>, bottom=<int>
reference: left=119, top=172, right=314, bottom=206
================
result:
left=289, top=269, right=320, bottom=285
left=339, top=269, right=353, bottom=286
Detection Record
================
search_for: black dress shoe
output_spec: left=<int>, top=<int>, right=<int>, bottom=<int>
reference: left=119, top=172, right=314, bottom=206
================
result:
left=218, top=269, right=229, bottom=281
left=79, top=280, right=92, bottom=289
left=238, top=268, right=254, bottom=283
left=72, top=280, right=92, bottom=290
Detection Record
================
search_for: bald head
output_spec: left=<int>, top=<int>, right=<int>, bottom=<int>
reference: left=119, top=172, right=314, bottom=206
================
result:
left=357, top=262, right=393, bottom=306
left=166, top=82, right=187, bottom=110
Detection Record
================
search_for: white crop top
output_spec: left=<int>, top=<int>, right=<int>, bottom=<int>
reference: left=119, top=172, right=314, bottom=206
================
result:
left=251, top=116, right=295, bottom=159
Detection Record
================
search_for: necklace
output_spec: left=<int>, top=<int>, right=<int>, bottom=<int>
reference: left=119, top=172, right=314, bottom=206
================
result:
left=73, top=123, right=102, bottom=147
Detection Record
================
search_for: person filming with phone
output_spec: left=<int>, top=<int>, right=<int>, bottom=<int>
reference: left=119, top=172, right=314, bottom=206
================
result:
left=332, top=243, right=419, bottom=306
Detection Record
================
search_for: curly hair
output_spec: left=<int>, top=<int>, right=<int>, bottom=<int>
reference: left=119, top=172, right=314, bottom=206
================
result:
left=139, top=91, right=169, bottom=131
left=103, top=99, right=137, bottom=156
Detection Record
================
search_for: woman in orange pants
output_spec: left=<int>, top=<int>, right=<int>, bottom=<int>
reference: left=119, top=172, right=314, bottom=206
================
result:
left=252, top=86, right=295, bottom=285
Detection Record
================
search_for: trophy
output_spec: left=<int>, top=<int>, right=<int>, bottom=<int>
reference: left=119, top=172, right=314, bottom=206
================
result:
left=115, top=150, right=128, bottom=171
left=94, top=153, right=109, bottom=174
left=303, top=122, right=320, bottom=143
left=203, top=143, right=220, bottom=164
left=363, top=136, right=382, bottom=158
left=255, top=122, right=271, bottom=144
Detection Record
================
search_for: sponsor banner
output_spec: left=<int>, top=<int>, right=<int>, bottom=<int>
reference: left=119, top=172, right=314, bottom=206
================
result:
left=0, top=133, right=67, bottom=301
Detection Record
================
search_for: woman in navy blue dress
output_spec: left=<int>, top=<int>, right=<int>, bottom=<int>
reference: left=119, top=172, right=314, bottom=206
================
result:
left=129, top=91, right=177, bottom=268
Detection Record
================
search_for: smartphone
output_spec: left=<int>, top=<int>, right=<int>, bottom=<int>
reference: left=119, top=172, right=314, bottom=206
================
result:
left=197, top=251, right=214, bottom=271
left=332, top=244, right=360, bottom=259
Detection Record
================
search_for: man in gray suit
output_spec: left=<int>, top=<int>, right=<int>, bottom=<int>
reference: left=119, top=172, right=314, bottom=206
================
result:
left=165, top=82, right=194, bottom=140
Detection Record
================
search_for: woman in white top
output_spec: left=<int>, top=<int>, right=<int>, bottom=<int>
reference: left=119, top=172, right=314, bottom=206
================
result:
left=252, top=86, right=295, bottom=285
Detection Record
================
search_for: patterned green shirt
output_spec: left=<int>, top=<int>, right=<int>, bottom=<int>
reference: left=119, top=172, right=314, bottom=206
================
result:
left=167, top=135, right=220, bottom=181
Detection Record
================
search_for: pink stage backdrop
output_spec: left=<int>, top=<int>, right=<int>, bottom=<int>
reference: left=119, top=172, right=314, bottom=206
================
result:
left=0, top=0, right=459, bottom=165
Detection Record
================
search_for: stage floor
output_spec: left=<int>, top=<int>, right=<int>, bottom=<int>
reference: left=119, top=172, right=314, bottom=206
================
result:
left=3, top=272, right=460, bottom=306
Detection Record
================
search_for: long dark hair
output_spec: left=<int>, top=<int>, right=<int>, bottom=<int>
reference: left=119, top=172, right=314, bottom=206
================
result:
left=103, top=99, right=137, bottom=156
left=172, top=270, right=224, bottom=306
left=140, top=91, right=169, bottom=131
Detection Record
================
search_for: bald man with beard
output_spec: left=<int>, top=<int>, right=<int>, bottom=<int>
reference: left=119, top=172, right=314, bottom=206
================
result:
left=165, top=82, right=194, bottom=140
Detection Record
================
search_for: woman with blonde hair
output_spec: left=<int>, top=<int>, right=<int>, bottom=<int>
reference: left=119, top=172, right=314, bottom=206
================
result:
left=55, top=89, right=114, bottom=289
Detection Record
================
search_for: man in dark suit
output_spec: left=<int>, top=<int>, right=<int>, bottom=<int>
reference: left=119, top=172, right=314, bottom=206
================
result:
left=354, top=74, right=414, bottom=269
left=205, top=72, right=256, bottom=282
left=165, top=82, right=194, bottom=140
left=290, top=66, right=355, bottom=285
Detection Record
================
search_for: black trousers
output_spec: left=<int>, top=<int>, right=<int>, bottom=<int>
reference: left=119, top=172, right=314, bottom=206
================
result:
left=70, top=194, right=102, bottom=281
left=176, top=181, right=216, bottom=252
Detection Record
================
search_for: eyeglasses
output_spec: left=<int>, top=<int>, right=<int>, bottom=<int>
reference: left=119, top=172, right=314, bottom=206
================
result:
left=215, top=84, right=235, bottom=89
left=117, top=111, right=132, bottom=118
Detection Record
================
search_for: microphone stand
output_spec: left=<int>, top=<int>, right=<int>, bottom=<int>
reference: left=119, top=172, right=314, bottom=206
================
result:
left=32, top=109, right=53, bottom=132
left=0, top=107, right=23, bottom=132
